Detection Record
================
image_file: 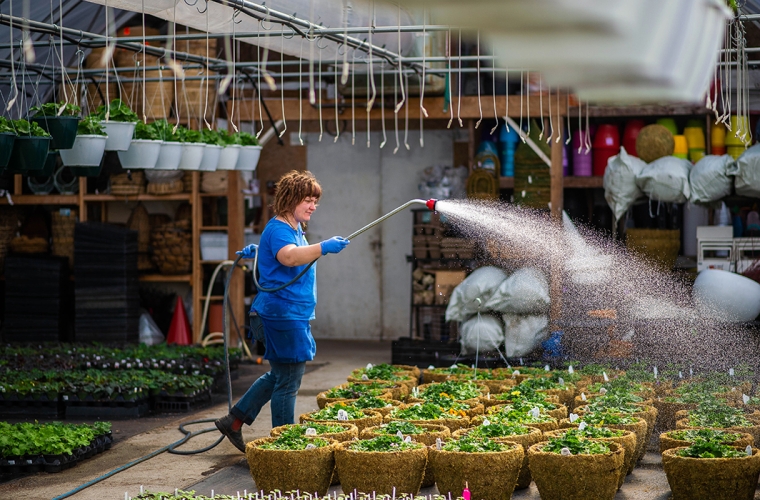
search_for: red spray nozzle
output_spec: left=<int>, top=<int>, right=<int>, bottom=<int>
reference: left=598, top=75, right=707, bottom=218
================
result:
left=426, top=199, right=437, bottom=211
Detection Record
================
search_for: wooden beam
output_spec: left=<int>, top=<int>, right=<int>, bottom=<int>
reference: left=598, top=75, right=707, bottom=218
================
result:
left=549, top=119, right=564, bottom=328
left=230, top=95, right=566, bottom=124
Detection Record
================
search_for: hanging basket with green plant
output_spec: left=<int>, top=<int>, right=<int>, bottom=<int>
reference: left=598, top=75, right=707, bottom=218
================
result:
left=59, top=115, right=107, bottom=172
left=30, top=101, right=81, bottom=150
left=93, top=99, right=138, bottom=151
left=7, top=119, right=51, bottom=173
left=660, top=428, right=753, bottom=454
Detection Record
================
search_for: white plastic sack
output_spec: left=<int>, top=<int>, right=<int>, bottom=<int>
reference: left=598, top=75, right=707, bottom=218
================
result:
left=690, top=155, right=734, bottom=203
left=139, top=312, right=165, bottom=345
left=503, top=314, right=550, bottom=357
left=693, top=269, right=760, bottom=322
left=459, top=315, right=505, bottom=355
left=603, top=147, right=647, bottom=222
left=482, top=267, right=550, bottom=314
left=636, top=156, right=692, bottom=203
left=445, top=266, right=508, bottom=322
left=728, top=144, right=760, bottom=198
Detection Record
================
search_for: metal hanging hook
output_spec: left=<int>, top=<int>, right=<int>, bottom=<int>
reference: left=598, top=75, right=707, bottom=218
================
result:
left=196, top=0, right=208, bottom=14
left=183, top=0, right=200, bottom=7
left=260, top=4, right=274, bottom=31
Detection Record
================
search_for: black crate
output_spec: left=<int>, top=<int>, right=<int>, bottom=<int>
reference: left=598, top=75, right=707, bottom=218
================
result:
left=391, top=337, right=461, bottom=368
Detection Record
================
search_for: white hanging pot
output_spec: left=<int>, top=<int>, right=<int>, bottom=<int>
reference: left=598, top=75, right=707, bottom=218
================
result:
left=117, top=139, right=163, bottom=169
left=100, top=121, right=137, bottom=151
left=178, top=143, right=206, bottom=171
left=155, top=141, right=183, bottom=170
left=59, top=135, right=107, bottom=167
left=199, top=144, right=222, bottom=171
left=236, top=145, right=262, bottom=172
left=217, top=145, right=241, bottom=171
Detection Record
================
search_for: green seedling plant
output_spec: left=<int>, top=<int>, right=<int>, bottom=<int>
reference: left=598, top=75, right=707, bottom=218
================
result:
left=542, top=434, right=611, bottom=456
left=94, top=99, right=139, bottom=122
left=278, top=423, right=346, bottom=438
left=687, top=402, right=752, bottom=429
left=576, top=412, right=638, bottom=426
left=345, top=395, right=393, bottom=410
left=676, top=438, right=745, bottom=459
left=375, top=421, right=427, bottom=435
left=31, top=102, right=81, bottom=117
left=77, top=115, right=106, bottom=136
left=309, top=403, right=367, bottom=420
left=556, top=427, right=625, bottom=439
left=467, top=422, right=532, bottom=438
left=177, top=126, right=203, bottom=144
left=421, top=380, right=482, bottom=400
left=0, top=116, right=14, bottom=134
left=133, top=121, right=162, bottom=140
left=13, top=119, right=50, bottom=137
left=442, top=435, right=507, bottom=453
left=390, top=402, right=464, bottom=421
left=218, top=129, right=241, bottom=145
left=258, top=434, right=330, bottom=450
left=668, top=429, right=743, bottom=444
left=201, top=129, right=224, bottom=146
left=325, top=384, right=387, bottom=399
left=236, top=131, right=259, bottom=146
left=349, top=435, right=422, bottom=452
left=353, top=363, right=408, bottom=381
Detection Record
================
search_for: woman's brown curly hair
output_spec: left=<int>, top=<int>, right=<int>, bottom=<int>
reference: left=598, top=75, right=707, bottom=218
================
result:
left=272, top=170, right=322, bottom=217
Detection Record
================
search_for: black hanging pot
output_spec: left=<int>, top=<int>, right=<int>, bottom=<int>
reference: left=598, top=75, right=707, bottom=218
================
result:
left=31, top=115, right=79, bottom=150
left=0, top=132, right=15, bottom=169
left=7, top=135, right=51, bottom=173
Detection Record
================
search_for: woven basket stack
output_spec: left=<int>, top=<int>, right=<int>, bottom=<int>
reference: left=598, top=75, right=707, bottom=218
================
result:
left=201, top=171, right=228, bottom=193
left=145, top=170, right=184, bottom=196
left=51, top=210, right=77, bottom=267
left=151, top=219, right=192, bottom=274
left=111, top=171, right=146, bottom=196
left=127, top=203, right=152, bottom=271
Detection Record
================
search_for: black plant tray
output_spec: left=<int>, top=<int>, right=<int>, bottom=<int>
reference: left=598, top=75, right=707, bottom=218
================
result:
left=0, top=395, right=62, bottom=419
left=0, top=434, right=112, bottom=477
left=153, top=390, right=212, bottom=413
left=63, top=395, right=151, bottom=419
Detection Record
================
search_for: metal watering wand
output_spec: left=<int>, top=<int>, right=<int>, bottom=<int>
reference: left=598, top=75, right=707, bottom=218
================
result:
left=248, top=198, right=438, bottom=293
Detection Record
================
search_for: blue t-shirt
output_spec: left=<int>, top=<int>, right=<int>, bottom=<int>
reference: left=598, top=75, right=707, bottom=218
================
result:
left=251, top=218, right=317, bottom=363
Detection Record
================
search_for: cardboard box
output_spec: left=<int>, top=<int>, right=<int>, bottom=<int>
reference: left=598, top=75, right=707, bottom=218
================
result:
left=434, top=270, right=466, bottom=305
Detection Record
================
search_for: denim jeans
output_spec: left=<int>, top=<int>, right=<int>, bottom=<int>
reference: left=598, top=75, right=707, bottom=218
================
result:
left=230, top=359, right=306, bottom=427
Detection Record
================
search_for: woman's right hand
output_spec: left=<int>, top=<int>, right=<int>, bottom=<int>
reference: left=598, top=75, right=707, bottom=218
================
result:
left=320, top=236, right=350, bottom=255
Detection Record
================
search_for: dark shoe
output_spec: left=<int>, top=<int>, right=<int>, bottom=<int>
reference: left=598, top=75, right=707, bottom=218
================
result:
left=215, top=413, right=246, bottom=453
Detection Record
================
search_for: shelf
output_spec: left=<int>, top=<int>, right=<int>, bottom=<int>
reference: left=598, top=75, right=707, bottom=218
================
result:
left=199, top=192, right=228, bottom=197
left=499, top=176, right=603, bottom=190
left=0, top=194, right=79, bottom=205
left=568, top=104, right=709, bottom=118
left=200, top=226, right=228, bottom=231
left=83, top=193, right=192, bottom=202
left=138, top=274, right=192, bottom=283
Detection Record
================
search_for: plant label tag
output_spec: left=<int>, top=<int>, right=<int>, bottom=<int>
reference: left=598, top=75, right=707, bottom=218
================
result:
left=305, top=427, right=317, bottom=436
left=679, top=371, right=683, bottom=379
left=599, top=388, right=607, bottom=395
left=690, top=367, right=693, bottom=376
left=471, top=364, right=475, bottom=369
left=512, top=370, right=520, bottom=378
left=603, top=372, right=609, bottom=382
left=544, top=365, right=550, bottom=371
left=337, top=410, right=349, bottom=421
left=62, top=395, right=68, bottom=401
left=519, top=358, right=524, bottom=365
left=578, top=421, right=588, bottom=431
left=366, top=363, right=373, bottom=370
left=569, top=413, right=579, bottom=422
left=428, top=365, right=435, bottom=370
left=529, top=407, right=540, bottom=418
left=558, top=377, right=565, bottom=386
left=568, top=365, right=574, bottom=374
left=581, top=393, right=587, bottom=401
left=450, top=364, right=458, bottom=369
left=7, top=460, right=13, bottom=465
left=744, top=394, right=751, bottom=405
left=396, top=431, right=404, bottom=439
left=25, top=459, right=32, bottom=465
left=653, top=366, right=658, bottom=379
left=305, top=444, right=316, bottom=450
left=560, top=447, right=572, bottom=456
left=436, top=438, right=442, bottom=450
left=487, top=393, right=490, bottom=400
left=361, top=374, right=369, bottom=381
left=747, top=445, right=753, bottom=456
left=482, top=418, right=491, bottom=426
left=404, top=436, right=412, bottom=443
left=730, top=368, right=735, bottom=377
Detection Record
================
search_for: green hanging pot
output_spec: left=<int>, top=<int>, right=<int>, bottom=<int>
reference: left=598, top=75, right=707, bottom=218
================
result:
left=0, top=132, right=15, bottom=169
left=31, top=115, right=79, bottom=150
left=37, top=151, right=60, bottom=177
left=7, top=136, right=51, bottom=173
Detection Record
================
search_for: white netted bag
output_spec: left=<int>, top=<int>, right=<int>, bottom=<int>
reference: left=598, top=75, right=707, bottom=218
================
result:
left=636, top=156, right=692, bottom=203
left=459, top=315, right=504, bottom=355
left=445, top=266, right=508, bottom=322
left=503, top=314, right=550, bottom=357
left=603, top=146, right=647, bottom=222
left=690, top=155, right=734, bottom=203
left=482, top=267, right=550, bottom=314
left=728, top=144, right=760, bottom=198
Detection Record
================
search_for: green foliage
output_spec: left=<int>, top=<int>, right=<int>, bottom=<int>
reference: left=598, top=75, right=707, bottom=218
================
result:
left=77, top=115, right=106, bottom=136
left=217, top=129, right=240, bottom=145
left=485, top=405, right=554, bottom=425
left=345, top=395, right=393, bottom=410
left=421, top=380, right=482, bottom=400
left=687, top=401, right=752, bottom=429
left=277, top=423, right=347, bottom=439
left=152, top=119, right=180, bottom=141
left=442, top=435, right=506, bottom=453
left=31, top=101, right=81, bottom=117
left=468, top=422, right=531, bottom=438
left=668, top=429, right=743, bottom=444
left=516, top=377, right=565, bottom=391
left=177, top=126, right=203, bottom=144
left=353, top=363, right=409, bottom=381
left=542, top=434, right=611, bottom=456
left=556, top=427, right=624, bottom=440
left=13, top=119, right=50, bottom=137
left=258, top=435, right=329, bottom=450
left=390, top=402, right=465, bottom=421
left=676, top=438, right=745, bottom=459
left=310, top=403, right=367, bottom=420
left=93, top=99, right=138, bottom=122
left=0, top=421, right=106, bottom=457
left=0, top=116, right=14, bottom=134
left=576, top=411, right=638, bottom=426
left=237, top=131, right=259, bottom=146
left=133, top=121, right=162, bottom=140
left=325, top=383, right=388, bottom=399
left=348, top=435, right=422, bottom=452
left=375, top=421, right=426, bottom=435
left=201, top=129, right=224, bottom=146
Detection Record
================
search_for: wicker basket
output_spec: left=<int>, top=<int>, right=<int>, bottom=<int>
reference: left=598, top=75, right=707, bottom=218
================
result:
left=127, top=203, right=152, bottom=271
left=51, top=209, right=77, bottom=268
left=147, top=179, right=184, bottom=195
left=116, top=51, right=174, bottom=120
left=626, top=228, right=681, bottom=270
left=201, top=171, right=228, bottom=193
left=110, top=171, right=146, bottom=196
left=10, top=236, right=48, bottom=254
left=175, top=37, right=218, bottom=119
left=182, top=171, right=194, bottom=193
left=175, top=202, right=192, bottom=222
left=151, top=219, right=192, bottom=274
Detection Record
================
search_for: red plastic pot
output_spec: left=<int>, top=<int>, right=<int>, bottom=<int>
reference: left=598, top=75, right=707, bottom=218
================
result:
left=592, top=124, right=620, bottom=176
left=622, top=120, right=645, bottom=157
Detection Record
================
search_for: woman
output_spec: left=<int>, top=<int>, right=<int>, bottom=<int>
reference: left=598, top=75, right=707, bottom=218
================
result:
left=215, top=170, right=349, bottom=452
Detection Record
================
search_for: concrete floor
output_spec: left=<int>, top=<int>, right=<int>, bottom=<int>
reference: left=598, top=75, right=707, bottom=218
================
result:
left=0, top=339, right=752, bottom=499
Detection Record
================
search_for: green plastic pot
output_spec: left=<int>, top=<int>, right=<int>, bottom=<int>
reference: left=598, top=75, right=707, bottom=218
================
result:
left=8, top=136, right=51, bottom=172
left=0, top=132, right=15, bottom=168
left=32, top=115, right=79, bottom=150
left=37, top=151, right=59, bottom=177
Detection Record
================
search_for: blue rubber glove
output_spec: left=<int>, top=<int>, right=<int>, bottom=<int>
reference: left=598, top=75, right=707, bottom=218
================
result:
left=236, top=243, right=258, bottom=259
left=320, top=236, right=350, bottom=255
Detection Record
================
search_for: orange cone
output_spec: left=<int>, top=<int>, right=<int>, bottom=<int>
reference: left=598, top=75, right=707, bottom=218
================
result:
left=167, top=296, right=192, bottom=345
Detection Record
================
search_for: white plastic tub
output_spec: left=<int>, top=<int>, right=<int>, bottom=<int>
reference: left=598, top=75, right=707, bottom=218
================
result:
left=217, top=145, right=241, bottom=170
left=199, top=144, right=222, bottom=171
left=117, top=139, right=163, bottom=169
left=200, top=232, right=228, bottom=261
left=236, top=145, right=262, bottom=171
left=100, top=121, right=137, bottom=151
left=179, top=143, right=206, bottom=171
left=155, top=141, right=182, bottom=170
left=59, top=135, right=107, bottom=167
